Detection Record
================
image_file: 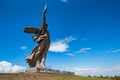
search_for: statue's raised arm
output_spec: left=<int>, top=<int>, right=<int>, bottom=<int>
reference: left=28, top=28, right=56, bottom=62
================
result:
left=42, top=4, right=47, bottom=25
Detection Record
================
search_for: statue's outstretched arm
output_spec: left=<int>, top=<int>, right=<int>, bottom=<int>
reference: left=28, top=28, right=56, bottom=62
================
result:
left=24, top=27, right=40, bottom=34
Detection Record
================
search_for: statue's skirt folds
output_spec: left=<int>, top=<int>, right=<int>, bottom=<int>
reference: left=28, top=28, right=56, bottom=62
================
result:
left=26, top=39, right=50, bottom=68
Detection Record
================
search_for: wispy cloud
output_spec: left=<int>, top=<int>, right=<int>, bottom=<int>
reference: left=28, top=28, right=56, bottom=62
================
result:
left=0, top=61, right=26, bottom=73
left=60, top=0, right=68, bottom=3
left=64, top=65, right=120, bottom=76
left=20, top=46, right=27, bottom=50
left=112, top=49, right=120, bottom=53
left=76, top=48, right=91, bottom=53
left=60, top=36, right=77, bottom=43
left=65, top=53, right=75, bottom=56
left=49, top=36, right=77, bottom=53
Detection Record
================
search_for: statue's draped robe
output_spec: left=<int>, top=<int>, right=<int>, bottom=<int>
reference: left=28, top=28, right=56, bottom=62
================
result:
left=26, top=29, right=50, bottom=68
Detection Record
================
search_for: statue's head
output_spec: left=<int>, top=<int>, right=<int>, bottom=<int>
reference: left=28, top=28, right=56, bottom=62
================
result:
left=42, top=24, right=48, bottom=29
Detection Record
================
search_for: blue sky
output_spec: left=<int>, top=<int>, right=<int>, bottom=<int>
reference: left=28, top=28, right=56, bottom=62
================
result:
left=0, top=0, right=120, bottom=76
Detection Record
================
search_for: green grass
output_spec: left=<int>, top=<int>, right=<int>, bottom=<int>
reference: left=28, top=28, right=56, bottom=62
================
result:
left=48, top=77, right=111, bottom=80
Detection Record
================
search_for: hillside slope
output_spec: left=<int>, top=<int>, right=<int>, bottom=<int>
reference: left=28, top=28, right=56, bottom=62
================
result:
left=0, top=72, right=111, bottom=80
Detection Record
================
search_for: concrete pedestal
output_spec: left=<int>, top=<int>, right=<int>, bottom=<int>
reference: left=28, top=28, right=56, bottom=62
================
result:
left=25, top=67, right=47, bottom=73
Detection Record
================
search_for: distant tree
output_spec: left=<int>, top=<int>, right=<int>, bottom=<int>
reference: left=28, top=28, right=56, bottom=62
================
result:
left=100, top=75, right=103, bottom=78
left=94, top=75, right=97, bottom=78
left=104, top=76, right=109, bottom=79
left=113, top=76, right=120, bottom=80
left=88, top=75, right=91, bottom=77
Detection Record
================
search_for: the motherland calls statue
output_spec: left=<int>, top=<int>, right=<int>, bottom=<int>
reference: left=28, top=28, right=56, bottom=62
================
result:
left=24, top=5, right=50, bottom=70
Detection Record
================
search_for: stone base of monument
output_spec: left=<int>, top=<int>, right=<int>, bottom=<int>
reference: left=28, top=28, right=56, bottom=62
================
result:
left=25, top=67, right=47, bottom=73
left=25, top=67, right=74, bottom=75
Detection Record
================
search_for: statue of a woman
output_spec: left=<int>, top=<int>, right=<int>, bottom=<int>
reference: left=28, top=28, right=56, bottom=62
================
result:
left=24, top=5, right=50, bottom=69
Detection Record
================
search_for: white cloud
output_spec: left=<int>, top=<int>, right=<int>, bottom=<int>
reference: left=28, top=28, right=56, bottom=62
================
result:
left=64, top=65, right=120, bottom=76
left=60, top=0, right=68, bottom=3
left=76, top=48, right=91, bottom=53
left=66, top=53, right=75, bottom=56
left=0, top=61, right=26, bottom=73
left=49, top=36, right=77, bottom=52
left=49, top=41, right=69, bottom=52
left=112, top=49, right=120, bottom=53
left=20, top=46, right=27, bottom=50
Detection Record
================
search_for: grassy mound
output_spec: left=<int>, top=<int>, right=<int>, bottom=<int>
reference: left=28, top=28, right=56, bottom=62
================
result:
left=0, top=72, right=111, bottom=80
